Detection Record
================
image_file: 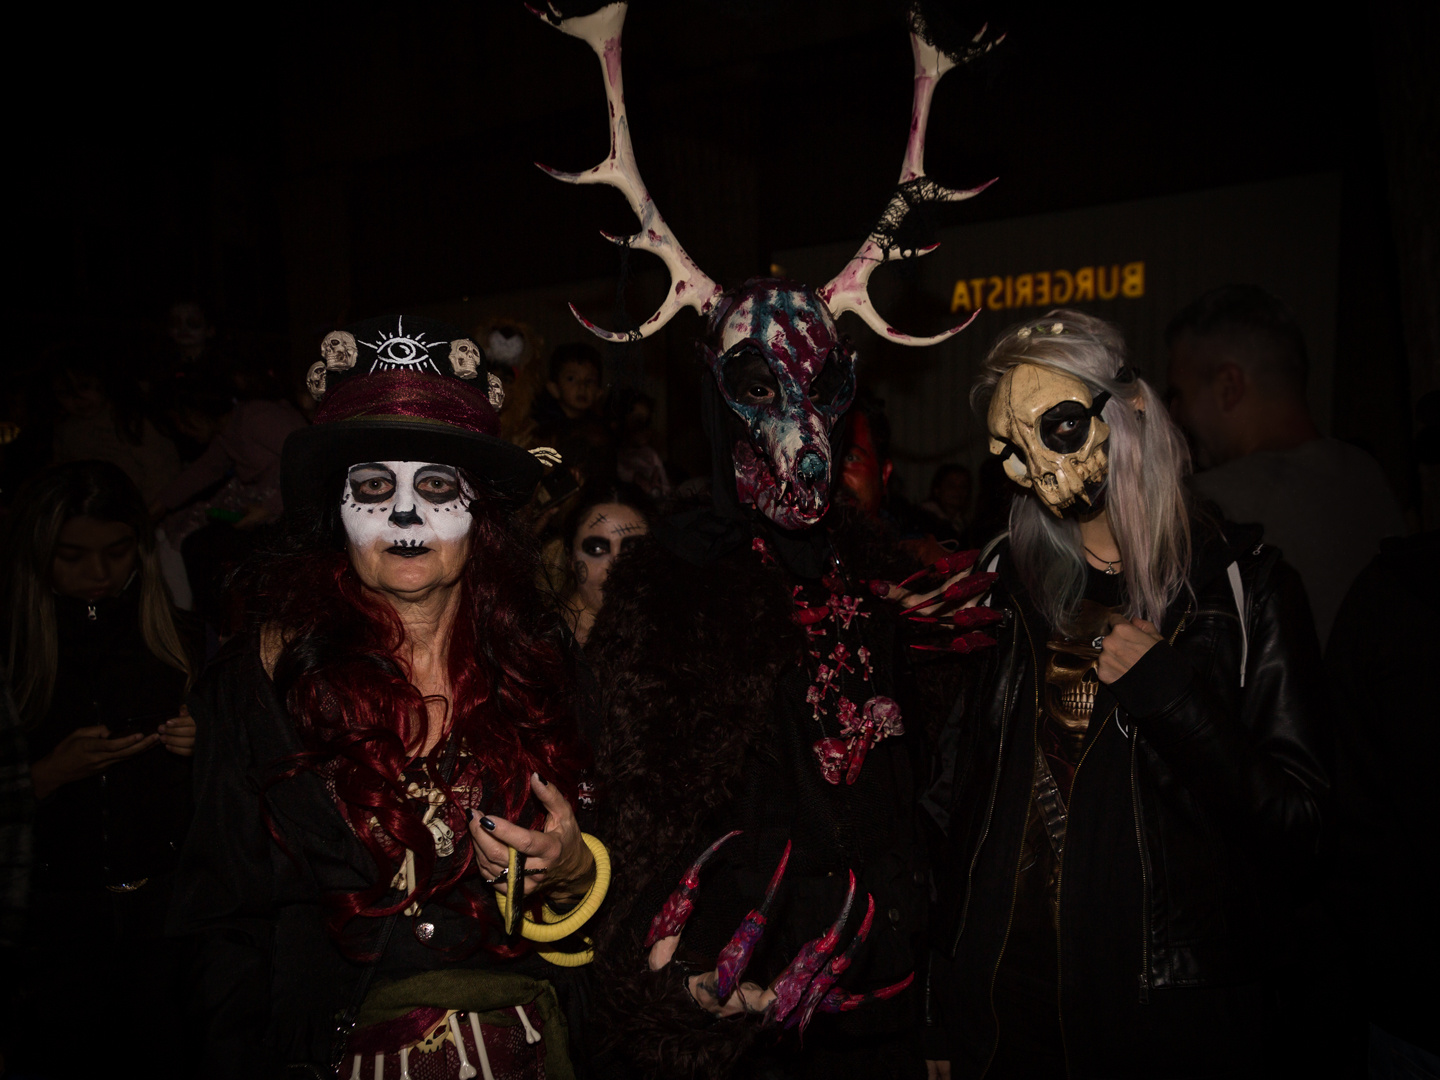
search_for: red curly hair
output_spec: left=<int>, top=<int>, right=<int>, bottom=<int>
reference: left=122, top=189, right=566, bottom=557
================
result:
left=260, top=478, right=586, bottom=952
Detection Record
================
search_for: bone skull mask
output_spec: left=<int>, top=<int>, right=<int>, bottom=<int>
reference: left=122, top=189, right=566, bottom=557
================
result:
left=703, top=279, right=856, bottom=530
left=988, top=363, right=1110, bottom=516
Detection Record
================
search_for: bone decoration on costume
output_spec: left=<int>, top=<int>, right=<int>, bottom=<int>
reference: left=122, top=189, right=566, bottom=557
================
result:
left=987, top=362, right=1111, bottom=516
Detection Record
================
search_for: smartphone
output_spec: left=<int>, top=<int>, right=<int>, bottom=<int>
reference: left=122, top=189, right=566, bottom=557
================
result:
left=106, top=710, right=171, bottom=740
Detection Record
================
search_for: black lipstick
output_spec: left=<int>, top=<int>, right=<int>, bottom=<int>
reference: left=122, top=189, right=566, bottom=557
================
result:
left=386, top=539, right=430, bottom=558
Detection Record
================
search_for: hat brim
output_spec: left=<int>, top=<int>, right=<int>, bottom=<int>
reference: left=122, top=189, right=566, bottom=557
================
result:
left=281, top=420, right=544, bottom=518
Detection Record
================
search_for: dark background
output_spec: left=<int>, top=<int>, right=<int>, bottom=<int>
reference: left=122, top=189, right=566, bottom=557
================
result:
left=6, top=0, right=1436, bottom=515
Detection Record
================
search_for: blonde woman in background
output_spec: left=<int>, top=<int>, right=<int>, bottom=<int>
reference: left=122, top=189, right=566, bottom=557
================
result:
left=0, top=459, right=199, bottom=1078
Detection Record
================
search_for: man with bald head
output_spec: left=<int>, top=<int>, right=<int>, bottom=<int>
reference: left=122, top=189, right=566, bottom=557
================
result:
left=1165, top=284, right=1405, bottom=645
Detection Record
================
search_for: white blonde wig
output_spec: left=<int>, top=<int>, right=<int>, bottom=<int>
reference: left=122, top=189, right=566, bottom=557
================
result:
left=971, top=310, right=1193, bottom=631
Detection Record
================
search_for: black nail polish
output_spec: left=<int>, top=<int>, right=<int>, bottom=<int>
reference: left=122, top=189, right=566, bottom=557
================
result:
left=537, top=775, right=549, bottom=787
left=480, top=817, right=496, bottom=832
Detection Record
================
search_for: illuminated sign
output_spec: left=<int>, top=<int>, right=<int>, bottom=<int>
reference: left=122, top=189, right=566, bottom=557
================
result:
left=950, top=261, right=1145, bottom=313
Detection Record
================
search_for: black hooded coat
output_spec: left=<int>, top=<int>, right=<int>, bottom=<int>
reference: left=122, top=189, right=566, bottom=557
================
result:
left=582, top=380, right=937, bottom=1079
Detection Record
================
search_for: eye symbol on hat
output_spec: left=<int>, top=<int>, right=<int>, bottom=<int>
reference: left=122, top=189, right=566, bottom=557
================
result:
left=364, top=316, right=440, bottom=374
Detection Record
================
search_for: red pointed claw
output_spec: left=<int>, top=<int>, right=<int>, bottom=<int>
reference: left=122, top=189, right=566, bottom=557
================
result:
left=911, top=630, right=998, bottom=654
left=900, top=550, right=981, bottom=590
left=769, top=870, right=856, bottom=1024
left=952, top=605, right=1003, bottom=629
left=818, top=971, right=915, bottom=1013
left=940, top=571, right=998, bottom=604
left=933, top=549, right=980, bottom=575
left=643, top=829, right=742, bottom=948
left=791, top=894, right=876, bottom=1034
left=715, top=841, right=791, bottom=1000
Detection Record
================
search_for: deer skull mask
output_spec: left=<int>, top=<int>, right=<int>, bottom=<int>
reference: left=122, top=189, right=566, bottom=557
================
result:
left=537, top=0, right=998, bottom=530
left=701, top=280, right=857, bottom=528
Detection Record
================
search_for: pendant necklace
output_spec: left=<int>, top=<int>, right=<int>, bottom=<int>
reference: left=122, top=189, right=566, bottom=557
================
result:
left=1084, top=545, right=1122, bottom=576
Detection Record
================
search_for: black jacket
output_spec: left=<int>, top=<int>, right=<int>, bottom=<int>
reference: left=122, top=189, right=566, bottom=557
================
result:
left=1326, top=531, right=1440, bottom=1056
left=26, top=586, right=195, bottom=890
left=923, top=520, right=1329, bottom=1078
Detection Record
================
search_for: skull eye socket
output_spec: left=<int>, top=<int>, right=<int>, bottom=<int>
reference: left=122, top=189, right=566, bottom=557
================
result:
left=1039, top=401, right=1093, bottom=454
left=991, top=438, right=1029, bottom=482
left=809, top=349, right=852, bottom=408
left=721, top=347, right=780, bottom=408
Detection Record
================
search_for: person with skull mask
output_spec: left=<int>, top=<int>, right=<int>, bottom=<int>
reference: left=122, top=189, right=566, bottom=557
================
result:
left=921, top=312, right=1330, bottom=1079
left=168, top=316, right=607, bottom=1080
left=529, top=3, right=1009, bottom=1074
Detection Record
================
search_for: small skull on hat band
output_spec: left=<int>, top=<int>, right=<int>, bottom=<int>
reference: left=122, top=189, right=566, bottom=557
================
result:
left=321, top=330, right=359, bottom=371
left=987, top=363, right=1111, bottom=516
left=448, top=339, right=482, bottom=380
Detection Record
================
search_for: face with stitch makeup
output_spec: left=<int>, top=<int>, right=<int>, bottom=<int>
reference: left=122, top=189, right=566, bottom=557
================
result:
left=561, top=501, right=649, bottom=646
left=341, top=461, right=473, bottom=601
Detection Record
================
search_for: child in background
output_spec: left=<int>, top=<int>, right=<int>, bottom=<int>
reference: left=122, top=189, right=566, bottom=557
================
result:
left=531, top=342, right=603, bottom=441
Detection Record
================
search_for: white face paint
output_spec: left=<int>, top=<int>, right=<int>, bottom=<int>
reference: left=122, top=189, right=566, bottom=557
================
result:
left=341, top=461, right=473, bottom=558
left=570, top=502, right=649, bottom=615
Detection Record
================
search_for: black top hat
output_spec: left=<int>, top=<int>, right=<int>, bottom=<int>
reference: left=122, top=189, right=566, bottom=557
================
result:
left=282, top=315, right=543, bottom=516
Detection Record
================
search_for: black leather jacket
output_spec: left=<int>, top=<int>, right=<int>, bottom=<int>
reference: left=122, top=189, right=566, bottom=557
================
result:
left=922, top=520, right=1329, bottom=1078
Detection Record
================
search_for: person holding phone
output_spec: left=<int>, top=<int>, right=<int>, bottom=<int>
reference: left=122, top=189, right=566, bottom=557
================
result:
left=0, top=459, right=200, bottom=1077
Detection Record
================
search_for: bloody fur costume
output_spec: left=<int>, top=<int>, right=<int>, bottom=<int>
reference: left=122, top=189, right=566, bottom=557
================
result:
left=532, top=4, right=1000, bottom=1074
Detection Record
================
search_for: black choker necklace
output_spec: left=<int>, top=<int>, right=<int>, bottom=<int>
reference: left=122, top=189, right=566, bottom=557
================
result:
left=1084, top=545, right=1122, bottom=576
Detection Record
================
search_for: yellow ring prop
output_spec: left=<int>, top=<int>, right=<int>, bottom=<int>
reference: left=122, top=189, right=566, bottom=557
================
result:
left=536, top=939, right=596, bottom=967
left=495, top=833, right=610, bottom=948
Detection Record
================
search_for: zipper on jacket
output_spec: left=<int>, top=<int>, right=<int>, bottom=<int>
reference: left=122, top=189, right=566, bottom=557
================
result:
left=951, top=616, right=1017, bottom=956
left=1129, top=605, right=1189, bottom=1005
left=1130, top=735, right=1152, bottom=1004
left=1052, top=703, right=1113, bottom=1079
left=977, top=606, right=1036, bottom=1079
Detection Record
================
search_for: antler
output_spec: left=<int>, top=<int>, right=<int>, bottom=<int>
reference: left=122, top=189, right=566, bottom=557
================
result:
left=531, top=2, right=723, bottom=342
left=817, top=20, right=1000, bottom=346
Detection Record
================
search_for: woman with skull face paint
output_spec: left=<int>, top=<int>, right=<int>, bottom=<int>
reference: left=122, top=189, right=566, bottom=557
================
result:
left=169, top=316, right=604, bottom=1080
left=554, top=480, right=654, bottom=647
left=922, top=312, right=1329, bottom=1079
